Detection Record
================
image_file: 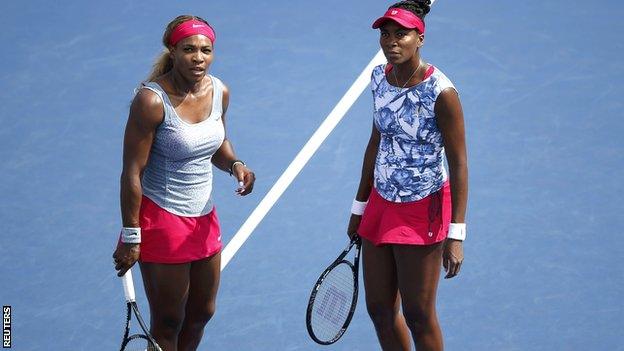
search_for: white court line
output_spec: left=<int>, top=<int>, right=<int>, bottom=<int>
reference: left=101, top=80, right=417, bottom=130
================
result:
left=221, top=0, right=437, bottom=271
left=220, top=49, right=385, bottom=270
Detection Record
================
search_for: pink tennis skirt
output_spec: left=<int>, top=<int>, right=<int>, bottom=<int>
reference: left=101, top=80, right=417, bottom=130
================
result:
left=358, top=182, right=451, bottom=246
left=138, top=195, right=222, bottom=263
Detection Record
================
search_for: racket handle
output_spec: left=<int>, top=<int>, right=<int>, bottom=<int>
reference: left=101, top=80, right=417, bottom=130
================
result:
left=121, top=268, right=136, bottom=302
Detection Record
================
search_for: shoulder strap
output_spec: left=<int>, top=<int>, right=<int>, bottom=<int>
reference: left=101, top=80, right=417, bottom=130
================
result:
left=209, top=75, right=224, bottom=114
left=134, top=82, right=169, bottom=124
left=135, top=82, right=166, bottom=103
left=370, top=64, right=387, bottom=93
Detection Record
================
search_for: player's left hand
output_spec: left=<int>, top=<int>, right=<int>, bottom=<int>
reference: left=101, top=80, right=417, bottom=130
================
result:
left=233, top=164, right=255, bottom=196
left=443, top=239, right=463, bottom=279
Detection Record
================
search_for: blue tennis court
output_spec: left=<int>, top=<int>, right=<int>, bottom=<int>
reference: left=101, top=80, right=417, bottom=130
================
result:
left=1, top=0, right=623, bottom=349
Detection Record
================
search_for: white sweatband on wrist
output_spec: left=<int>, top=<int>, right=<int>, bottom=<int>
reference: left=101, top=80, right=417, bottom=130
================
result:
left=121, top=227, right=141, bottom=244
left=351, top=199, right=368, bottom=216
left=447, top=223, right=466, bottom=241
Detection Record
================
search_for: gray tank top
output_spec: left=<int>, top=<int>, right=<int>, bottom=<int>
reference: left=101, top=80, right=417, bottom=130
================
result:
left=139, top=75, right=225, bottom=216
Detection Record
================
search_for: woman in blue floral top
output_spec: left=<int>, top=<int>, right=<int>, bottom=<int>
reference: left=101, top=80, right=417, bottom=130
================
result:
left=347, top=1, right=468, bottom=349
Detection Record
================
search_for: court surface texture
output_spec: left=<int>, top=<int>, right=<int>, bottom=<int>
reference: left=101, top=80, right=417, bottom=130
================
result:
left=1, top=0, right=622, bottom=350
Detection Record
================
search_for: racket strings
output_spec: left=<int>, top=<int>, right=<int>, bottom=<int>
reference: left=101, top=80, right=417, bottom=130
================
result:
left=310, top=262, right=355, bottom=342
left=123, top=334, right=158, bottom=351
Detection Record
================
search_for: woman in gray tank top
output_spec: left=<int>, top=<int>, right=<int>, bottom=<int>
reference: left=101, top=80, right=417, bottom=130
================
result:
left=113, top=15, right=256, bottom=350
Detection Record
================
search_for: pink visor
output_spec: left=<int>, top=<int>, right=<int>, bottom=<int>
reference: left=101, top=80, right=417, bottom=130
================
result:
left=168, top=19, right=216, bottom=46
left=372, top=8, right=425, bottom=34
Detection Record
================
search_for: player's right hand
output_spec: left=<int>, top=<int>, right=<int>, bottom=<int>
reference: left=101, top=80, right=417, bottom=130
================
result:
left=113, top=242, right=140, bottom=277
left=347, top=214, right=362, bottom=239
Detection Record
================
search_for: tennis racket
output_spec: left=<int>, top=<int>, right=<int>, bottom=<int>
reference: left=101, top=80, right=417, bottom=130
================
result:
left=306, top=234, right=362, bottom=345
left=119, top=268, right=162, bottom=351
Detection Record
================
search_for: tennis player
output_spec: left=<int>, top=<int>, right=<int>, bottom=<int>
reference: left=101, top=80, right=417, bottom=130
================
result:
left=113, top=15, right=255, bottom=350
left=347, top=1, right=468, bottom=350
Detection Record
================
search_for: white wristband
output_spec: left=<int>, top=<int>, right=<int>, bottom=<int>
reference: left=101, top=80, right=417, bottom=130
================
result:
left=351, top=199, right=368, bottom=216
left=447, top=223, right=466, bottom=241
left=121, top=227, right=141, bottom=244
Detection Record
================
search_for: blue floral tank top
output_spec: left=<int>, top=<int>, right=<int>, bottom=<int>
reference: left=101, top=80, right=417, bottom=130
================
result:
left=371, top=64, right=456, bottom=203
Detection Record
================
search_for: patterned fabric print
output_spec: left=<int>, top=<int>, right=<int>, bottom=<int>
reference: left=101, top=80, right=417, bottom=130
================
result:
left=140, top=75, right=225, bottom=216
left=371, top=64, right=456, bottom=202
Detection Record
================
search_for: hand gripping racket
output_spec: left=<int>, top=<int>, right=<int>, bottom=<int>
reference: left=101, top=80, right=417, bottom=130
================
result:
left=306, top=234, right=362, bottom=345
left=119, top=268, right=162, bottom=351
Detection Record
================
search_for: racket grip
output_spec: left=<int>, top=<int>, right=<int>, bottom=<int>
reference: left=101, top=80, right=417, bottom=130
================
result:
left=121, top=269, right=136, bottom=302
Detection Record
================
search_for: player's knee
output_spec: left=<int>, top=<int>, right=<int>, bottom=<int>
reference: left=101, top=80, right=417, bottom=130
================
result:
left=366, top=301, right=396, bottom=332
left=199, top=303, right=216, bottom=323
left=402, top=305, right=435, bottom=335
left=153, top=313, right=184, bottom=336
left=188, top=302, right=217, bottom=327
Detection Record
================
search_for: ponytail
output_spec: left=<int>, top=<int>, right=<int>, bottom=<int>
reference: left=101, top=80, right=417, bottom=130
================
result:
left=146, top=50, right=173, bottom=82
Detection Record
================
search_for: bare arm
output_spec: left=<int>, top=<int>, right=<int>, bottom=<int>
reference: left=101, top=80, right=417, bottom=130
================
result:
left=114, top=89, right=163, bottom=276
left=347, top=122, right=381, bottom=237
left=436, top=88, right=468, bottom=224
left=356, top=122, right=381, bottom=201
left=210, top=84, right=256, bottom=195
left=120, top=90, right=163, bottom=225
left=435, top=87, right=468, bottom=279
